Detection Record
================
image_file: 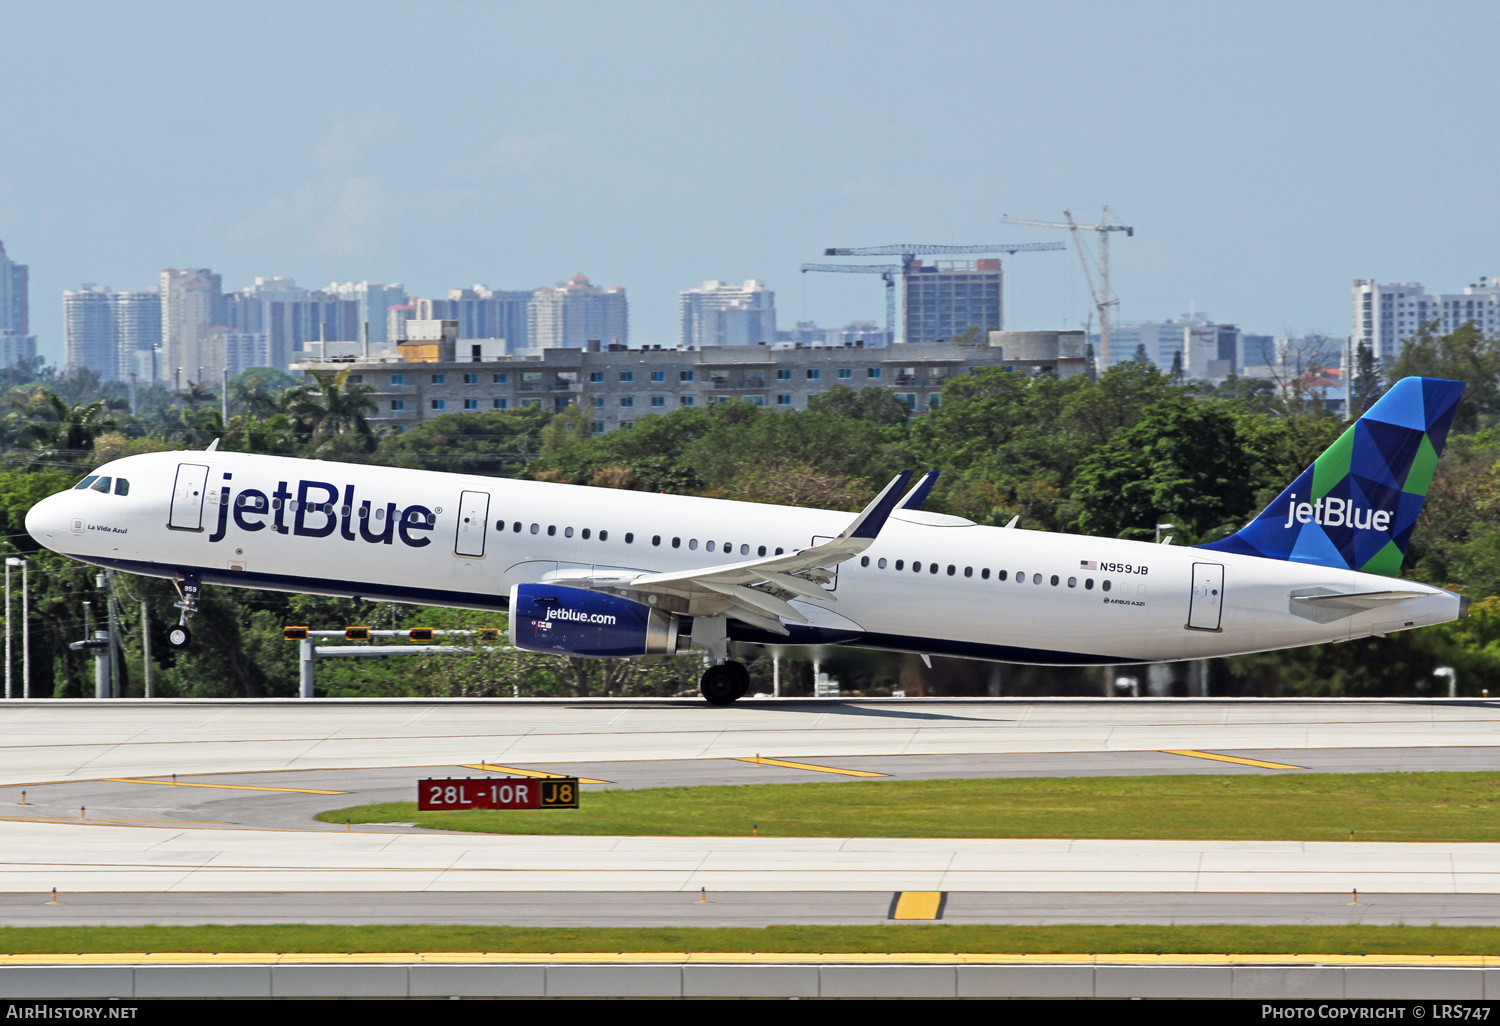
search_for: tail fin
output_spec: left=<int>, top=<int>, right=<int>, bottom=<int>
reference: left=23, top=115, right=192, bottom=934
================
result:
left=1198, top=376, right=1464, bottom=577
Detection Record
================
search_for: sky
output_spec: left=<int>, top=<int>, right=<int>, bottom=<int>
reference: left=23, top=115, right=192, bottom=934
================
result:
left=1, top=0, right=1497, bottom=362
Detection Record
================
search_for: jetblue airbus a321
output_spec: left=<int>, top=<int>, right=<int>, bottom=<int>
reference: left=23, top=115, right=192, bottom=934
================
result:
left=24, top=376, right=1468, bottom=704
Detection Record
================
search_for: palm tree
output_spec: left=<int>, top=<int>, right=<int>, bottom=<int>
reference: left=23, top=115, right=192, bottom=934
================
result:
left=281, top=369, right=378, bottom=453
left=9, top=389, right=117, bottom=458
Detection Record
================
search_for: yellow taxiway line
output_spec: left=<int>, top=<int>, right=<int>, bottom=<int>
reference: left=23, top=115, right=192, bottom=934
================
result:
left=0, top=952, right=1491, bottom=967
left=105, top=778, right=349, bottom=795
left=461, top=764, right=610, bottom=784
left=1161, top=750, right=1305, bottom=770
left=734, top=756, right=887, bottom=777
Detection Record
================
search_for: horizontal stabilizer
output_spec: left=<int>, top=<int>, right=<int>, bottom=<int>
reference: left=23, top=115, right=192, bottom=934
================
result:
left=1292, top=589, right=1433, bottom=610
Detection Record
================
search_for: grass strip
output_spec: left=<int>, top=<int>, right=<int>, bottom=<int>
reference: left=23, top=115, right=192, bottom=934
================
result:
left=5, top=924, right=1500, bottom=956
left=317, top=772, right=1500, bottom=842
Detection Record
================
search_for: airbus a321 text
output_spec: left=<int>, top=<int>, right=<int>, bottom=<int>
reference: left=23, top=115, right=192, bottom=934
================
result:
left=25, top=376, right=1468, bottom=704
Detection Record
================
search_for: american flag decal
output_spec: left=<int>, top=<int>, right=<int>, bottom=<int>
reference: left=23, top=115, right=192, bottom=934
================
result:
left=1080, top=560, right=1098, bottom=570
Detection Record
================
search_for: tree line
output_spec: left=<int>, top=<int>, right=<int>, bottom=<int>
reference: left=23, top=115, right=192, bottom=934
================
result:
left=3, top=321, right=1500, bottom=699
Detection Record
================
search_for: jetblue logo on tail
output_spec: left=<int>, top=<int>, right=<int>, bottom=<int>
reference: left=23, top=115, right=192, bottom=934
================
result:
left=1200, top=377, right=1465, bottom=577
left=1281, top=495, right=1392, bottom=532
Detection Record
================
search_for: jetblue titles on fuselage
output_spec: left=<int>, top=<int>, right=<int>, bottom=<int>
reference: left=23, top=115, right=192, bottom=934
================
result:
left=209, top=476, right=435, bottom=549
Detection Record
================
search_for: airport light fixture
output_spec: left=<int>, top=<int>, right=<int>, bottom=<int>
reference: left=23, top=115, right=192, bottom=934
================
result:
left=4, top=557, right=25, bottom=700
left=1155, top=523, right=1175, bottom=545
left=1434, top=665, right=1456, bottom=699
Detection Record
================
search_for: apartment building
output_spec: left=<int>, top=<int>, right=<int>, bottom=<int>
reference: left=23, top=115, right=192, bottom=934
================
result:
left=1353, top=278, right=1500, bottom=363
left=679, top=279, right=776, bottom=347
left=294, top=325, right=1043, bottom=434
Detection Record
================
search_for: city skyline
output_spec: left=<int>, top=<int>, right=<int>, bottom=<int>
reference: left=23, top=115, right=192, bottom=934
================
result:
left=3, top=1, right=1496, bottom=364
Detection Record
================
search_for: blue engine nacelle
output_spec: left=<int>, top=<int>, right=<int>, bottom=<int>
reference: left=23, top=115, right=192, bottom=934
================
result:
left=508, top=583, right=682, bottom=658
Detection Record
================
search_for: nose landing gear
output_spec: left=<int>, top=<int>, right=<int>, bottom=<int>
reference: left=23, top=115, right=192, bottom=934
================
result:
left=167, top=574, right=200, bottom=649
left=700, top=660, right=750, bottom=706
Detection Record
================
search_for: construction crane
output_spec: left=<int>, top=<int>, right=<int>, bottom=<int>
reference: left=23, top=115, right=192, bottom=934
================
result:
left=798, top=264, right=902, bottom=343
left=822, top=243, right=1066, bottom=258
left=802, top=242, right=1066, bottom=344
left=1001, top=209, right=1133, bottom=369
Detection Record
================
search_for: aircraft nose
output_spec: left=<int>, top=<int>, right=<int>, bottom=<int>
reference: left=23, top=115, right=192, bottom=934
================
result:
left=25, top=491, right=69, bottom=550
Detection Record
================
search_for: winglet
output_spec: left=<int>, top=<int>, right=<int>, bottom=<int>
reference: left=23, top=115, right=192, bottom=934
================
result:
left=844, top=470, right=914, bottom=541
left=899, top=470, right=940, bottom=510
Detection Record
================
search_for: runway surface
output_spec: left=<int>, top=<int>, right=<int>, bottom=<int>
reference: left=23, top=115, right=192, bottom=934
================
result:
left=3, top=890, right=1495, bottom=928
left=4, top=820, right=1499, bottom=893
left=4, top=697, right=1500, bottom=784
left=5, top=698, right=1500, bottom=928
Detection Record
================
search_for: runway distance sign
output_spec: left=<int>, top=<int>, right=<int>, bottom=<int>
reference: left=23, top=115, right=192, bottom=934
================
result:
left=417, top=777, right=579, bottom=810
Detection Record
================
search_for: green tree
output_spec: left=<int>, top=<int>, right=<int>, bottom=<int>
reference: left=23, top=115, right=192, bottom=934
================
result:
left=1349, top=341, right=1383, bottom=419
left=281, top=369, right=379, bottom=453
left=379, top=406, right=551, bottom=476
left=1071, top=402, right=1257, bottom=540
left=806, top=385, right=911, bottom=427
left=1390, top=322, right=1500, bottom=432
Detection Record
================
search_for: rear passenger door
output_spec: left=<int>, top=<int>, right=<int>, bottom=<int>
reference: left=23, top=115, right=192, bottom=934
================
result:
left=454, top=490, right=491, bottom=557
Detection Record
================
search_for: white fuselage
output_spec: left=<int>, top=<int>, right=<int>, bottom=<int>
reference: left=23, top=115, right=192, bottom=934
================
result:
left=25, top=450, right=1465, bottom=665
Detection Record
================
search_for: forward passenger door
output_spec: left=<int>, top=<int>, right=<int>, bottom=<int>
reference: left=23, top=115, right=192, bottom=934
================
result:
left=168, top=463, right=210, bottom=531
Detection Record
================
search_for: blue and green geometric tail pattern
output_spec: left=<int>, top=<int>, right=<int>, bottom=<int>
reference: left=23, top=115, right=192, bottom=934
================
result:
left=1198, top=376, right=1465, bottom=577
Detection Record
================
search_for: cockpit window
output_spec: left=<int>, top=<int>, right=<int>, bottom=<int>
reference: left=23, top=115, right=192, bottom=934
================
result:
left=74, top=475, right=99, bottom=491
left=114, top=479, right=129, bottom=496
left=89, top=477, right=112, bottom=494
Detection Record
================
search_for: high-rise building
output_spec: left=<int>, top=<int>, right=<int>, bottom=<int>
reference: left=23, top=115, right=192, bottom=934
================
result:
left=414, top=286, right=531, bottom=349
left=161, top=268, right=224, bottom=386
left=1095, top=311, right=1265, bottom=380
left=113, top=290, right=163, bottom=382
left=64, top=285, right=162, bottom=382
left=0, top=333, right=35, bottom=369
left=679, top=280, right=776, bottom=347
left=903, top=259, right=1002, bottom=346
left=325, top=280, right=407, bottom=351
left=1353, top=278, right=1500, bottom=363
left=0, top=239, right=29, bottom=336
left=776, top=319, right=892, bottom=348
left=529, top=275, right=627, bottom=349
left=259, top=281, right=358, bottom=369
left=64, top=285, right=115, bottom=378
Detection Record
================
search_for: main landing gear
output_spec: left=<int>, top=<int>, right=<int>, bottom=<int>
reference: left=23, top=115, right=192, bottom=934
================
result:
left=167, top=574, right=200, bottom=649
left=700, top=660, right=750, bottom=706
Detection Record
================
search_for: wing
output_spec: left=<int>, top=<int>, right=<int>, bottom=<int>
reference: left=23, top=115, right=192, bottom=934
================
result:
left=542, top=470, right=914, bottom=635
